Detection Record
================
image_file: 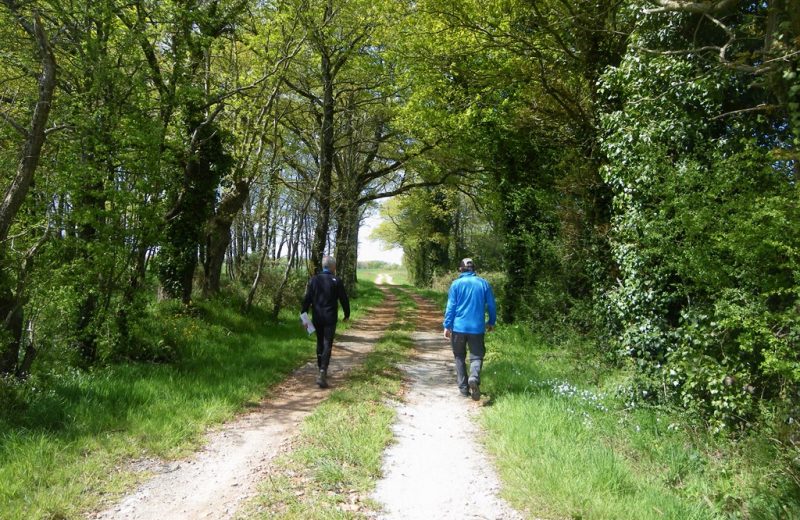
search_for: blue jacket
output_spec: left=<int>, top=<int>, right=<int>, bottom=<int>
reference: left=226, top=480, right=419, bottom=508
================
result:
left=443, top=272, right=497, bottom=334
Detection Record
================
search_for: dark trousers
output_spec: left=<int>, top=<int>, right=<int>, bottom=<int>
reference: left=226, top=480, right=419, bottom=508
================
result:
left=314, top=323, right=336, bottom=371
left=451, top=332, right=485, bottom=390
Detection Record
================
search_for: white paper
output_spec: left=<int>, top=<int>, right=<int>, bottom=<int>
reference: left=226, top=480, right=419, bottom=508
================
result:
left=300, top=312, right=315, bottom=334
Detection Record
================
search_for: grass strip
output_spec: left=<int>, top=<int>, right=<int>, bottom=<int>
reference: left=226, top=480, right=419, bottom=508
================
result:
left=240, top=287, right=417, bottom=519
left=0, top=282, right=384, bottom=520
left=396, top=285, right=797, bottom=518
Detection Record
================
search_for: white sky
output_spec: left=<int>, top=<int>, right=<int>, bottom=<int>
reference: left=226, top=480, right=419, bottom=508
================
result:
left=358, top=210, right=404, bottom=265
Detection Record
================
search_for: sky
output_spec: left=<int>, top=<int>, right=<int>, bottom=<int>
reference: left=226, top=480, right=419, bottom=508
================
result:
left=358, top=210, right=404, bottom=265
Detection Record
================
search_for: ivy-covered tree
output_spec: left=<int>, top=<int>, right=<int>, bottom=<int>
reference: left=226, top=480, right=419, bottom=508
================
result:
left=601, top=1, right=800, bottom=428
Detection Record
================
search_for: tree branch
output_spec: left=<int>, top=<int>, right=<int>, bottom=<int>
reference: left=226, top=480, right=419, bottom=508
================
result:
left=643, top=0, right=738, bottom=15
left=358, top=172, right=453, bottom=205
left=0, top=112, right=28, bottom=137
left=710, top=103, right=778, bottom=120
left=0, top=8, right=56, bottom=243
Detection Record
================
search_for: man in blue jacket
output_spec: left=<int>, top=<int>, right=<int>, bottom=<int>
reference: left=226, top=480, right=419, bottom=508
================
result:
left=443, top=258, right=497, bottom=400
left=301, top=256, right=350, bottom=388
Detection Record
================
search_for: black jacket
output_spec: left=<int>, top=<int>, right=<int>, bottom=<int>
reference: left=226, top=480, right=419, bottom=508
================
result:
left=301, top=271, right=350, bottom=326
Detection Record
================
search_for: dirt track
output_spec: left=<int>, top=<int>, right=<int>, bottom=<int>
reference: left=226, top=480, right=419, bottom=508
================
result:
left=91, top=289, right=399, bottom=520
left=90, top=279, right=523, bottom=519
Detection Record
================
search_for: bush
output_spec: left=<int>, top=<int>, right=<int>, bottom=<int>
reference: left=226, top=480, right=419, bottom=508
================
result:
left=600, top=45, right=800, bottom=430
left=231, top=256, right=308, bottom=312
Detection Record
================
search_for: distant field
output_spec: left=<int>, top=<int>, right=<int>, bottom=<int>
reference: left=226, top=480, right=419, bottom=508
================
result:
left=358, top=267, right=409, bottom=285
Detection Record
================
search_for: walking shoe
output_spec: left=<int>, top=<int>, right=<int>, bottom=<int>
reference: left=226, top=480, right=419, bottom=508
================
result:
left=317, top=369, right=328, bottom=388
left=459, top=387, right=470, bottom=397
left=468, top=377, right=480, bottom=401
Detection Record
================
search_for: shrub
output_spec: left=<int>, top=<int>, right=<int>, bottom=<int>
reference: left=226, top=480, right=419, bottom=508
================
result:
left=600, top=43, right=800, bottom=430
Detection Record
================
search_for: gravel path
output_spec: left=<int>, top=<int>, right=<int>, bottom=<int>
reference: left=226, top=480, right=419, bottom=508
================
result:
left=371, top=295, right=523, bottom=520
left=89, top=290, right=398, bottom=520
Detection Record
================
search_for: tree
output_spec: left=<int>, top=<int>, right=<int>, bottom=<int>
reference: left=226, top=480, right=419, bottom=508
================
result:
left=0, top=1, right=56, bottom=375
left=280, top=0, right=445, bottom=293
left=201, top=2, right=303, bottom=297
left=401, top=0, right=631, bottom=323
left=600, top=0, right=800, bottom=427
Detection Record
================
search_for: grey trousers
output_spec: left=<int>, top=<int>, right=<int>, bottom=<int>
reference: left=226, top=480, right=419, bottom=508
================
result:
left=451, top=332, right=485, bottom=390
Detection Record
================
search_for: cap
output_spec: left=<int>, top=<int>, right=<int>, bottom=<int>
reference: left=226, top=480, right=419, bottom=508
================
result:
left=459, top=258, right=475, bottom=271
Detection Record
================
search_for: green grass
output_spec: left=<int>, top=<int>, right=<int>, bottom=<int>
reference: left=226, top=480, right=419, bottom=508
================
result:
left=0, top=282, right=385, bottom=520
left=478, top=324, right=800, bottom=520
left=240, top=288, right=417, bottom=519
left=357, top=267, right=409, bottom=286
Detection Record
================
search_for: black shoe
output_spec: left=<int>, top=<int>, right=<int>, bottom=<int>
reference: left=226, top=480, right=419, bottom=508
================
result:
left=459, top=387, right=470, bottom=397
left=317, top=369, right=328, bottom=388
left=468, top=377, right=480, bottom=401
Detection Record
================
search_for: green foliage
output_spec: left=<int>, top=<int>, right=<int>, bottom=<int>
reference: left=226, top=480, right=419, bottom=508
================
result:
left=374, top=186, right=502, bottom=288
left=600, top=22, right=800, bottom=430
left=233, top=256, right=309, bottom=312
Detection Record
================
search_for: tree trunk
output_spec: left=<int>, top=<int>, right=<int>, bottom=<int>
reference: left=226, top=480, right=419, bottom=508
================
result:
left=117, top=239, right=148, bottom=347
left=245, top=238, right=271, bottom=312
left=310, top=1, right=336, bottom=274
left=334, top=201, right=359, bottom=297
left=158, top=111, right=227, bottom=303
left=203, top=180, right=250, bottom=297
left=0, top=12, right=56, bottom=375
left=0, top=14, right=56, bottom=243
left=272, top=214, right=301, bottom=319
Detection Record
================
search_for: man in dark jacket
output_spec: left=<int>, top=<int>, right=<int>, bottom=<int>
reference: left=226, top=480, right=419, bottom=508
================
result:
left=301, top=255, right=350, bottom=388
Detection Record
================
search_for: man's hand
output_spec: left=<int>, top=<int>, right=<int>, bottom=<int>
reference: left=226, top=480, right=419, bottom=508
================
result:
left=444, top=328, right=452, bottom=339
left=486, top=324, right=494, bottom=332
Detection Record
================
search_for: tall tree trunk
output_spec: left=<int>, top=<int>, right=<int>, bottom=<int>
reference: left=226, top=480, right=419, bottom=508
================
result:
left=203, top=180, right=250, bottom=297
left=0, top=11, right=56, bottom=375
left=158, top=109, right=228, bottom=303
left=334, top=200, right=359, bottom=297
left=271, top=213, right=301, bottom=319
left=117, top=239, right=148, bottom=347
left=310, top=1, right=336, bottom=274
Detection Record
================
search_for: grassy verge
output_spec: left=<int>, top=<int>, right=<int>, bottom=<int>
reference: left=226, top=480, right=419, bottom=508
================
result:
left=480, top=324, right=799, bottom=519
left=0, top=282, right=384, bottom=520
left=240, top=287, right=417, bottom=519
